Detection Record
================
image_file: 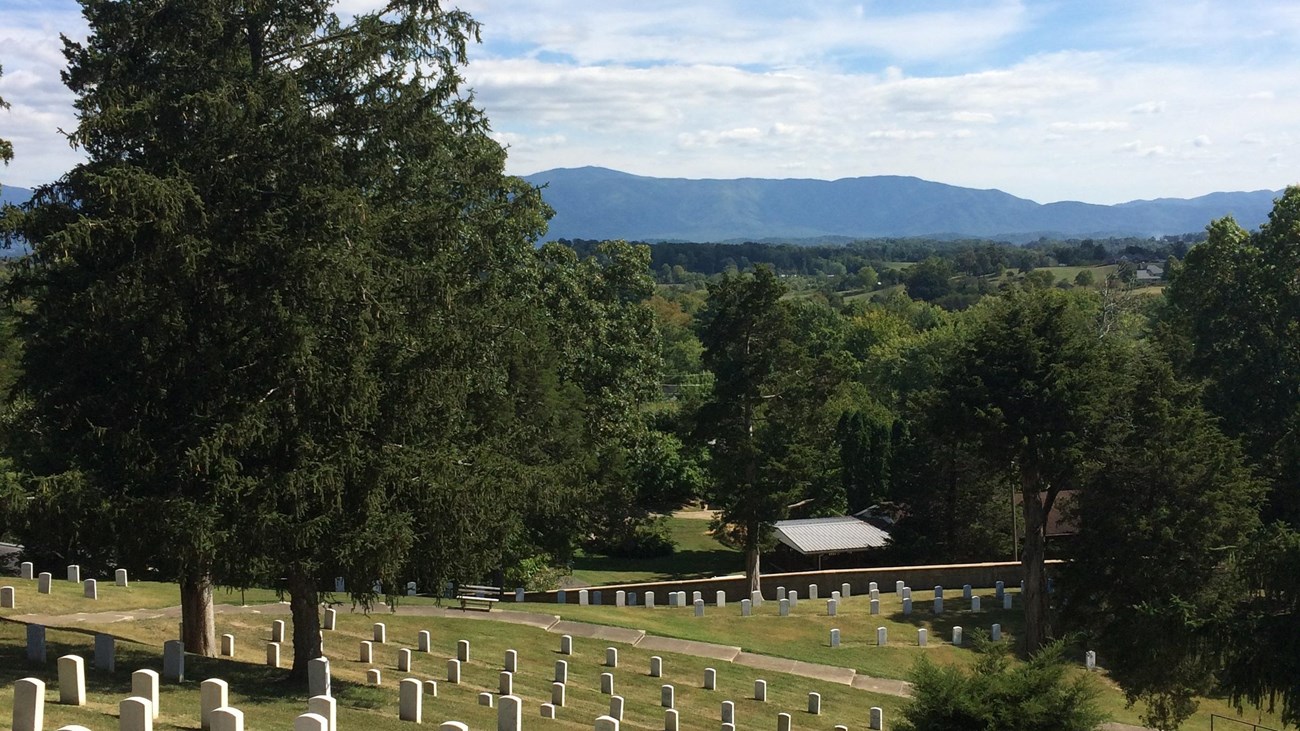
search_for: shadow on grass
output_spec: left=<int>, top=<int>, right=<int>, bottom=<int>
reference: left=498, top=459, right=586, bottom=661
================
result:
left=570, top=547, right=743, bottom=583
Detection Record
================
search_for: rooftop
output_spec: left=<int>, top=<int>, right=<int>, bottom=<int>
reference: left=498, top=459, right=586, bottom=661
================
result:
left=772, top=516, right=891, bottom=555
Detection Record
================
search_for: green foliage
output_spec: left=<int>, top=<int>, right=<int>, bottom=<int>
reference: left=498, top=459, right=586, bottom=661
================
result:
left=1074, top=270, right=1096, bottom=287
left=0, top=64, right=11, bottom=168
left=1061, top=347, right=1263, bottom=730
left=898, top=638, right=1106, bottom=731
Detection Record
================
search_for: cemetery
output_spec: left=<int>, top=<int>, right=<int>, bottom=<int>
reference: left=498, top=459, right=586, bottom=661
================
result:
left=0, top=562, right=1287, bottom=730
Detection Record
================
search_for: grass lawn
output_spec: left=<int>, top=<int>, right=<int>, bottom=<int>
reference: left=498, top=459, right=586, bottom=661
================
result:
left=0, top=577, right=282, bottom=618
left=568, top=515, right=742, bottom=586
left=0, top=604, right=905, bottom=730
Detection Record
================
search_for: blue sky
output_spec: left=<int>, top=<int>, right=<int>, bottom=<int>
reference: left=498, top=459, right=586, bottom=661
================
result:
left=2, top=0, right=1297, bottom=203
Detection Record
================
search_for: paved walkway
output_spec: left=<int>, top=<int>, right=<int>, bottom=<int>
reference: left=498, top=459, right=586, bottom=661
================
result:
left=8, top=601, right=1147, bottom=730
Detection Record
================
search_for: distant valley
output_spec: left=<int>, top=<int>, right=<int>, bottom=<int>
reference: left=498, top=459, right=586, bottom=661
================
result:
left=523, top=167, right=1282, bottom=243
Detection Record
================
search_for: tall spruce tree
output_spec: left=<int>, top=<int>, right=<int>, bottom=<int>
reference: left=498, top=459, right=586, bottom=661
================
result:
left=4, top=0, right=554, bottom=678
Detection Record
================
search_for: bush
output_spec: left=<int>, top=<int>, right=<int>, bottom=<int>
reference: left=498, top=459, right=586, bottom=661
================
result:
left=898, top=636, right=1106, bottom=731
left=591, top=517, right=676, bottom=559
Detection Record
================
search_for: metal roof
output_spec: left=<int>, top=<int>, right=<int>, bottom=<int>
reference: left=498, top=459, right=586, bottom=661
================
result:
left=772, top=516, right=891, bottom=555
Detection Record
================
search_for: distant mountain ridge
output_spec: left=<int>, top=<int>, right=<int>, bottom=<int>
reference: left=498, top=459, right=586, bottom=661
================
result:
left=0, top=185, right=33, bottom=207
left=522, top=167, right=1282, bottom=243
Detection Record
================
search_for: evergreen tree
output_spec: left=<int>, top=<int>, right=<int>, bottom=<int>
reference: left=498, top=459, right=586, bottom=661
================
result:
left=4, top=0, right=555, bottom=678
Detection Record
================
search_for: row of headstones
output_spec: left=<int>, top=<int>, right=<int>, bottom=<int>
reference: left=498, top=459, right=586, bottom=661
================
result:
left=827, top=624, right=1005, bottom=647
left=1, top=565, right=130, bottom=609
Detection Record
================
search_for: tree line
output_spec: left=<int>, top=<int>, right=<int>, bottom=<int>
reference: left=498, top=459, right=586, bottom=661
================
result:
left=0, top=3, right=1297, bottom=728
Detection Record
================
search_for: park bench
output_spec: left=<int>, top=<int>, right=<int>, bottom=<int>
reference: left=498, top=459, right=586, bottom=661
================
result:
left=456, top=584, right=502, bottom=611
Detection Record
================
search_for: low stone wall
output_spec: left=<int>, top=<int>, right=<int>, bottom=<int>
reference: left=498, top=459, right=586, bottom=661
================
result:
left=521, top=559, right=1061, bottom=603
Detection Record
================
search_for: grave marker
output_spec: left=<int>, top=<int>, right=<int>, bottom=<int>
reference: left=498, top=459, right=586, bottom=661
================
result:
left=918, top=628, right=927, bottom=647
left=94, top=633, right=114, bottom=672
left=20, top=561, right=33, bottom=580
left=952, top=626, right=963, bottom=646
left=600, top=672, right=614, bottom=694
left=742, top=599, right=752, bottom=616
left=606, top=646, right=618, bottom=667
left=398, top=648, right=412, bottom=672
left=694, top=598, right=704, bottom=617
left=716, top=590, right=726, bottom=607
left=115, top=568, right=129, bottom=587
left=992, top=624, right=1002, bottom=642
left=541, top=703, right=556, bottom=719
left=359, top=641, right=373, bottom=663
left=704, top=667, right=717, bottom=690
left=212, top=707, right=244, bottom=731
left=308, top=657, right=331, bottom=697
left=554, top=660, right=568, bottom=683
left=323, top=608, right=336, bottom=631
left=67, top=565, right=80, bottom=583
left=83, top=579, right=97, bottom=600
left=419, top=630, right=431, bottom=652
left=830, top=629, right=840, bottom=648
left=661, top=684, right=675, bottom=708
left=650, top=656, right=663, bottom=677
left=309, top=695, right=337, bottom=731
left=13, top=677, right=44, bottom=731
left=38, top=573, right=52, bottom=594
left=272, top=620, right=286, bottom=643
left=295, top=713, right=328, bottom=731
left=552, top=682, right=566, bottom=706
left=119, top=697, right=152, bottom=731
left=754, top=679, right=767, bottom=701
left=808, top=692, right=821, bottom=715
left=400, top=677, right=423, bottom=722
left=499, top=671, right=513, bottom=695
left=609, top=695, right=625, bottom=721
left=457, top=639, right=470, bottom=661
left=500, top=695, right=522, bottom=731
left=665, top=709, right=679, bottom=731
left=447, top=659, right=461, bottom=683
left=373, top=622, right=387, bottom=644
left=877, top=626, right=888, bottom=646
left=221, top=634, right=235, bottom=657
left=505, top=649, right=518, bottom=672
left=162, top=640, right=184, bottom=682
left=722, top=700, right=735, bottom=723
left=478, top=692, right=494, bottom=707
left=560, top=634, right=573, bottom=654
left=367, top=669, right=382, bottom=686
left=201, top=679, right=229, bottom=730
left=870, top=707, right=884, bottom=730
left=132, top=670, right=160, bottom=719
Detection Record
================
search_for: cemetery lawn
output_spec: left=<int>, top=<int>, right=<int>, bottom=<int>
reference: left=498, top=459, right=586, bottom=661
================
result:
left=568, top=516, right=742, bottom=586
left=0, top=578, right=282, bottom=618
left=0, top=605, right=907, bottom=731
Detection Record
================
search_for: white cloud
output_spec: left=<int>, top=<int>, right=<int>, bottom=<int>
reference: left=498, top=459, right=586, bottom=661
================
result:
left=1191, top=135, right=1212, bottom=147
left=1048, top=121, right=1128, bottom=132
left=1128, top=101, right=1166, bottom=114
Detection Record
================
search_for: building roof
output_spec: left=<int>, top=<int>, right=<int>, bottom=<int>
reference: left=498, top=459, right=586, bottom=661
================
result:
left=772, top=516, right=891, bottom=555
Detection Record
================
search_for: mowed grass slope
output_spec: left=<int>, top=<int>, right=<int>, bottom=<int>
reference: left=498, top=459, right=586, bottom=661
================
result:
left=0, top=607, right=904, bottom=731
left=0, top=576, right=282, bottom=617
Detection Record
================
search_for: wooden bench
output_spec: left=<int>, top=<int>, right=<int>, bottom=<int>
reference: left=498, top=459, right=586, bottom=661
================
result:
left=456, top=584, right=502, bottom=612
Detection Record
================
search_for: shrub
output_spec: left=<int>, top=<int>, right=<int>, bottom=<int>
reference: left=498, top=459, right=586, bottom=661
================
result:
left=897, top=635, right=1106, bottom=731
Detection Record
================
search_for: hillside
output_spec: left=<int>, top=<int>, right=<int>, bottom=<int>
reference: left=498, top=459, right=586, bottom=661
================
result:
left=0, top=184, right=33, bottom=207
left=523, top=167, right=1281, bottom=243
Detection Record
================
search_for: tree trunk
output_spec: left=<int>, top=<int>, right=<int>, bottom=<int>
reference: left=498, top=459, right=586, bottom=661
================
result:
left=745, top=541, right=761, bottom=596
left=287, top=570, right=323, bottom=683
left=1020, top=479, right=1051, bottom=652
left=180, top=571, right=217, bottom=657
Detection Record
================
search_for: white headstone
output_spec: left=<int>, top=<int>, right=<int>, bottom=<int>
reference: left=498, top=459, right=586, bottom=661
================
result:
left=552, top=681, right=566, bottom=706
left=787, top=589, right=798, bottom=608
left=808, top=692, right=821, bottom=715
left=423, top=680, right=438, bottom=698
left=703, top=667, right=717, bottom=690
left=996, top=580, right=1005, bottom=598
left=406, top=581, right=417, bottom=597
left=162, top=640, right=184, bottom=683
left=661, top=684, right=675, bottom=708
left=595, top=715, right=619, bottom=731
left=373, top=622, right=387, bottom=644
left=558, top=589, right=567, bottom=604
left=13, top=677, right=45, bottom=731
left=441, top=724, right=469, bottom=731
left=399, top=677, right=423, bottom=722
left=831, top=590, right=840, bottom=601
left=211, top=709, right=244, bottom=731
left=58, top=655, right=86, bottom=706
left=953, top=626, right=963, bottom=646
left=650, top=656, right=663, bottom=677
left=366, top=668, right=381, bottom=686
left=271, top=620, right=286, bottom=643
left=457, top=639, right=470, bottom=662
left=827, top=598, right=837, bottom=616
left=82, top=579, right=97, bottom=600
left=609, top=695, right=625, bottom=721
left=110, top=568, right=127, bottom=587
left=742, top=598, right=752, bottom=616
left=1004, top=592, right=1013, bottom=609
left=646, top=591, right=655, bottom=608
left=716, top=590, right=726, bottom=607
left=751, top=589, right=763, bottom=607
left=830, top=628, right=840, bottom=647
left=26, top=624, right=45, bottom=663
left=870, top=588, right=880, bottom=601
left=779, top=598, right=790, bottom=616
left=308, top=657, right=330, bottom=697
left=665, top=709, right=679, bottom=731
left=963, top=584, right=973, bottom=599
left=132, top=669, right=160, bottom=719
left=934, top=596, right=944, bottom=614
left=842, top=582, right=852, bottom=598
left=541, top=703, right=556, bottom=719
left=323, top=608, right=336, bottom=631
left=903, top=597, right=912, bottom=615
left=499, top=695, right=523, bottom=731
left=778, top=712, right=792, bottom=731
left=418, top=630, right=431, bottom=653
left=560, top=635, right=573, bottom=654
left=67, top=565, right=80, bottom=583
left=870, top=706, right=884, bottom=730
left=477, top=692, right=493, bottom=707
left=579, top=589, right=589, bottom=605
left=870, top=598, right=879, bottom=615
left=398, top=648, right=412, bottom=672
left=505, top=648, right=518, bottom=673
left=808, top=584, right=818, bottom=600
left=201, top=678, right=229, bottom=730
left=722, top=700, right=735, bottom=723
left=359, top=640, right=373, bottom=663
left=554, top=660, right=568, bottom=683
left=1086, top=650, right=1096, bottom=671
left=499, top=671, right=513, bottom=695
left=295, top=713, right=328, bottom=731
left=119, top=696, right=152, bottom=731
left=694, top=598, right=704, bottom=617
left=895, top=580, right=904, bottom=594
left=754, top=679, right=767, bottom=701
left=334, top=577, right=345, bottom=592
left=992, top=623, right=1002, bottom=641
left=918, top=628, right=928, bottom=646
left=616, top=590, right=626, bottom=607
left=972, top=595, right=982, bottom=612
left=877, top=626, right=888, bottom=646
left=447, top=659, right=461, bottom=683
left=38, top=573, right=52, bottom=594
left=94, top=633, right=114, bottom=672
left=308, top=695, right=336, bottom=731
left=775, top=585, right=785, bottom=602
left=601, top=672, right=614, bottom=694
left=221, top=634, right=235, bottom=657
left=693, top=590, right=703, bottom=604
left=20, top=561, right=34, bottom=580
left=606, top=647, right=618, bottom=667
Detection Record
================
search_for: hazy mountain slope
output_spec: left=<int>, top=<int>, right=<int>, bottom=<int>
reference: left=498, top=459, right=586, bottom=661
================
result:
left=523, top=167, right=1281, bottom=242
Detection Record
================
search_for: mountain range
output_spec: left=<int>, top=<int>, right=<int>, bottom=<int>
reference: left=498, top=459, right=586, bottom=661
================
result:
left=522, top=167, right=1283, bottom=243
left=6, top=173, right=1285, bottom=244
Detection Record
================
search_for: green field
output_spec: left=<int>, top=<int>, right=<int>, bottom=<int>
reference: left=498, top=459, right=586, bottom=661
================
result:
left=569, top=515, right=742, bottom=586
